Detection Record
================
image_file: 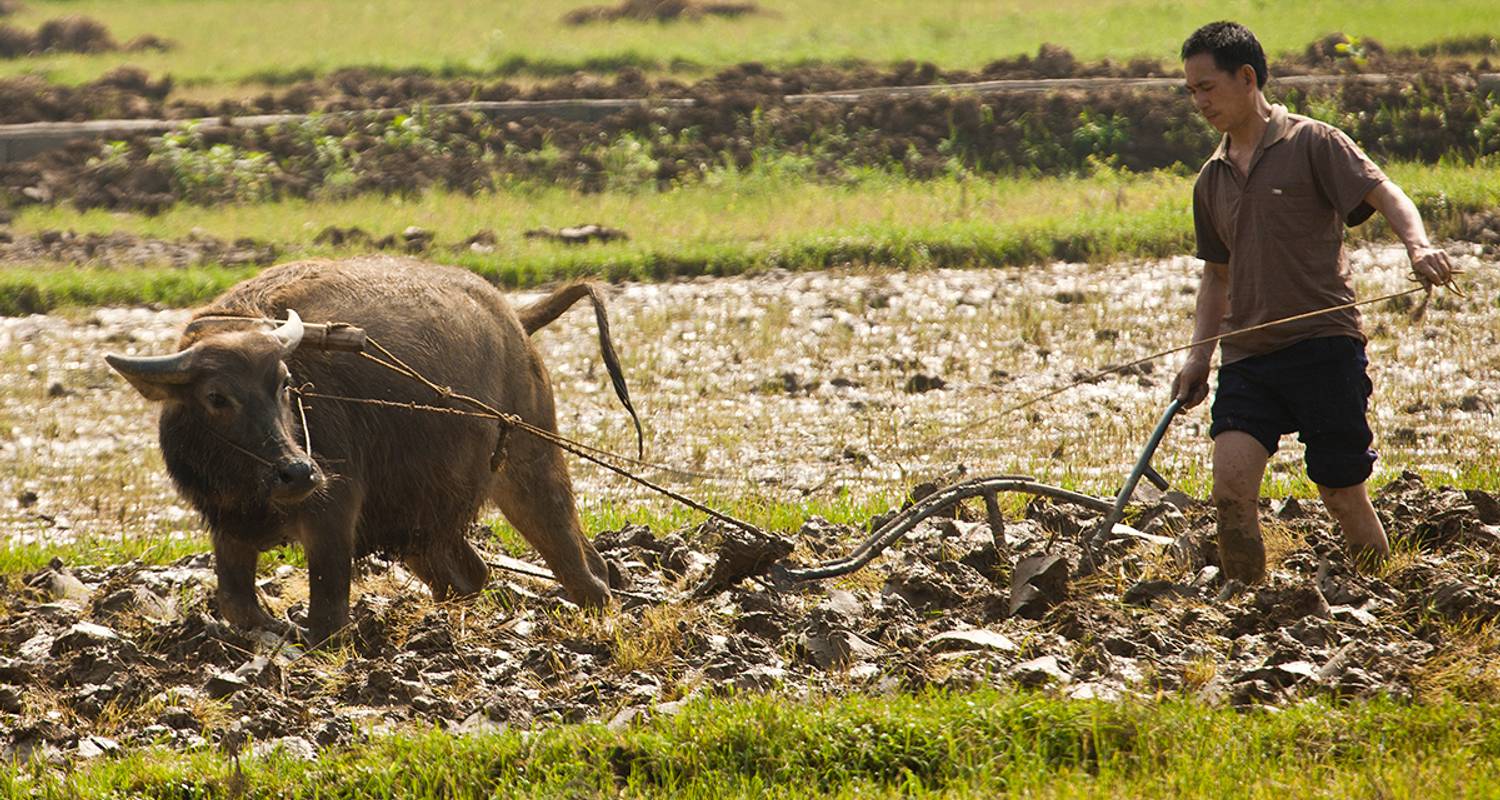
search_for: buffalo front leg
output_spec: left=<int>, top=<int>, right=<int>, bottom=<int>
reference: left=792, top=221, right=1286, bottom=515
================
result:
left=493, top=446, right=611, bottom=608
left=212, top=531, right=288, bottom=634
left=298, top=496, right=361, bottom=646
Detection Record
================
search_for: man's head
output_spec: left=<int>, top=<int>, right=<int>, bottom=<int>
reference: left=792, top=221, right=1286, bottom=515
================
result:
left=1181, top=21, right=1267, bottom=133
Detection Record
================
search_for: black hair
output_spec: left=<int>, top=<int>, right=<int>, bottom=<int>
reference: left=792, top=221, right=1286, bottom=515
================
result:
left=1181, top=21, right=1267, bottom=88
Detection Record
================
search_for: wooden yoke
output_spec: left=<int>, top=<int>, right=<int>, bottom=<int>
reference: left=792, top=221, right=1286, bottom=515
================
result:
left=186, top=316, right=368, bottom=352
left=298, top=321, right=368, bottom=352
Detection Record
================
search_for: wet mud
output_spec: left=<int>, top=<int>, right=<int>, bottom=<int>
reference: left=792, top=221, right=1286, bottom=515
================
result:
left=2, top=473, right=1497, bottom=762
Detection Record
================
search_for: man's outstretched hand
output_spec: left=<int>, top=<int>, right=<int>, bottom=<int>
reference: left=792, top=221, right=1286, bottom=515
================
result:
left=1408, top=244, right=1457, bottom=289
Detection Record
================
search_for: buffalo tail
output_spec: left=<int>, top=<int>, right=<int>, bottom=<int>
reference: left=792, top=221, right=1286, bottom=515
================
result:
left=516, top=282, right=645, bottom=457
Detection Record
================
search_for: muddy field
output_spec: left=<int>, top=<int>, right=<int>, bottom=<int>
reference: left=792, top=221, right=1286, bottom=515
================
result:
left=0, top=244, right=1497, bottom=759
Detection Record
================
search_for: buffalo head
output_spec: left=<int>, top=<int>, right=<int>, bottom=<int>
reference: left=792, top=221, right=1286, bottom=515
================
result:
left=106, top=312, right=324, bottom=507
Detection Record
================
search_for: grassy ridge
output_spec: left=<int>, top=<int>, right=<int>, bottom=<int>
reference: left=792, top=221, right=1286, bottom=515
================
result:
left=0, top=491, right=905, bottom=576
left=5, top=690, right=1500, bottom=797
left=4, top=0, right=1500, bottom=87
left=2, top=161, right=1495, bottom=314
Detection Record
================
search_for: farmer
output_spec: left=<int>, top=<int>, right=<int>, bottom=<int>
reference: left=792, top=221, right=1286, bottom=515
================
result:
left=1169, top=21, right=1456, bottom=583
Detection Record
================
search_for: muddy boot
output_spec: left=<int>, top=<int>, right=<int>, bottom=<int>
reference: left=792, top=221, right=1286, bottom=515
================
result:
left=1217, top=527, right=1266, bottom=584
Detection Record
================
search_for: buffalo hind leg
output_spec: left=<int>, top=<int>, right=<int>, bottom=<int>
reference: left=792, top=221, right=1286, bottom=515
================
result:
left=492, top=448, right=611, bottom=608
left=404, top=534, right=490, bottom=600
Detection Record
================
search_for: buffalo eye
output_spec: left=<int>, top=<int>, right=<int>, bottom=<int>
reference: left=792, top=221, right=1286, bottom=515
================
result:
left=205, top=391, right=232, bottom=411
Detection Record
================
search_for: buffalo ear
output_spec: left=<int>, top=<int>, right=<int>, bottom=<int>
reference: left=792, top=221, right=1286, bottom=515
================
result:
left=105, top=350, right=197, bottom=402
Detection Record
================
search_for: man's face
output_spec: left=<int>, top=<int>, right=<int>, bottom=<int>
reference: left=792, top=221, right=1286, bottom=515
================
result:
left=1183, top=53, right=1256, bottom=133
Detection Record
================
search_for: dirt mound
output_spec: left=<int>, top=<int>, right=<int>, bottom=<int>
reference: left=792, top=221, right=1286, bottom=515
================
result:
left=1303, top=32, right=1385, bottom=67
left=34, top=16, right=116, bottom=54
left=0, top=15, right=121, bottom=59
left=0, top=16, right=167, bottom=60
left=1, top=473, right=1496, bottom=760
left=562, top=0, right=761, bottom=25
left=0, top=67, right=171, bottom=123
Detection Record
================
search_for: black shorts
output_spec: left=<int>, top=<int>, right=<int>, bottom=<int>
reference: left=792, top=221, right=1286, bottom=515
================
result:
left=1209, top=336, right=1376, bottom=489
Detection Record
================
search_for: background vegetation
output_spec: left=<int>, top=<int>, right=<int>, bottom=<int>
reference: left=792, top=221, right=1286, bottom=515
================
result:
left=2, top=0, right=1499, bottom=86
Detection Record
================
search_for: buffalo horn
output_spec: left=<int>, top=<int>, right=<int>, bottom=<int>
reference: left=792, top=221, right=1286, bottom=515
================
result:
left=272, top=309, right=305, bottom=357
left=104, top=349, right=197, bottom=401
left=104, top=350, right=196, bottom=382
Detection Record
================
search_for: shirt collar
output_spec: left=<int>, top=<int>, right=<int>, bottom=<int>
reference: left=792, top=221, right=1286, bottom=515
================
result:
left=1210, top=103, right=1292, bottom=162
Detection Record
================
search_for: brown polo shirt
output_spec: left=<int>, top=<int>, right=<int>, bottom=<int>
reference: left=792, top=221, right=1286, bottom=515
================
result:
left=1192, top=103, right=1388, bottom=364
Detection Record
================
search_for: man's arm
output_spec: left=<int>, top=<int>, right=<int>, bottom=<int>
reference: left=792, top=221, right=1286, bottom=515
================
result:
left=1171, top=260, right=1229, bottom=408
left=1363, top=181, right=1455, bottom=288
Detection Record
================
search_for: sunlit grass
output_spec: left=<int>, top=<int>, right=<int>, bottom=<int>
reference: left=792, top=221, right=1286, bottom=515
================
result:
left=13, top=161, right=1493, bottom=257
left=8, top=690, right=1500, bottom=797
left=12, top=166, right=1193, bottom=252
left=3, top=0, right=1498, bottom=88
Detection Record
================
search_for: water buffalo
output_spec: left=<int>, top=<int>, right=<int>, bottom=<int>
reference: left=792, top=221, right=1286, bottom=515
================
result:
left=106, top=257, right=642, bottom=644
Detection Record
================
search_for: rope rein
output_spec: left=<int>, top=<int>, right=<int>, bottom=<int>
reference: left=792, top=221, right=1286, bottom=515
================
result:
left=295, top=338, right=766, bottom=536
left=907, top=281, right=1447, bottom=456
left=213, top=273, right=1461, bottom=535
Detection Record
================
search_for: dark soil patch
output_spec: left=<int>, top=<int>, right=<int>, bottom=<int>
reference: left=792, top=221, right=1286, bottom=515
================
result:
left=562, top=0, right=762, bottom=25
left=1, top=473, right=1496, bottom=761
left=0, top=15, right=154, bottom=59
left=0, top=67, right=174, bottom=124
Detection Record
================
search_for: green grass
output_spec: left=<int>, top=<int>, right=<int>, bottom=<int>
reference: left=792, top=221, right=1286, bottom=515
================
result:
left=5, top=160, right=1496, bottom=314
left=13, top=164, right=1194, bottom=248
left=6, top=458, right=1493, bottom=578
left=0, top=490, right=904, bottom=576
left=0, top=263, right=258, bottom=316
left=3, top=0, right=1499, bottom=87
left=6, top=689, right=1500, bottom=797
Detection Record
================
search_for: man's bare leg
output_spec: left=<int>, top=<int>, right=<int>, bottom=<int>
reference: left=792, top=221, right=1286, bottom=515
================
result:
left=1213, top=431, right=1271, bottom=584
left=1317, top=482, right=1389, bottom=571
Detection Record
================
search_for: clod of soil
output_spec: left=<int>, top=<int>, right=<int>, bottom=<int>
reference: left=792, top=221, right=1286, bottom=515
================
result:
left=563, top=0, right=762, bottom=24
left=522, top=225, right=629, bottom=245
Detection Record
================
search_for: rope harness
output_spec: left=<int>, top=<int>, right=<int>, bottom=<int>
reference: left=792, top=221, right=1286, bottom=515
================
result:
left=292, top=338, right=766, bottom=537
left=211, top=272, right=1466, bottom=583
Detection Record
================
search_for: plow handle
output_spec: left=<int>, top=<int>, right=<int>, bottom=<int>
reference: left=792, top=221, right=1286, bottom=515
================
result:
left=1099, top=397, right=1183, bottom=534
